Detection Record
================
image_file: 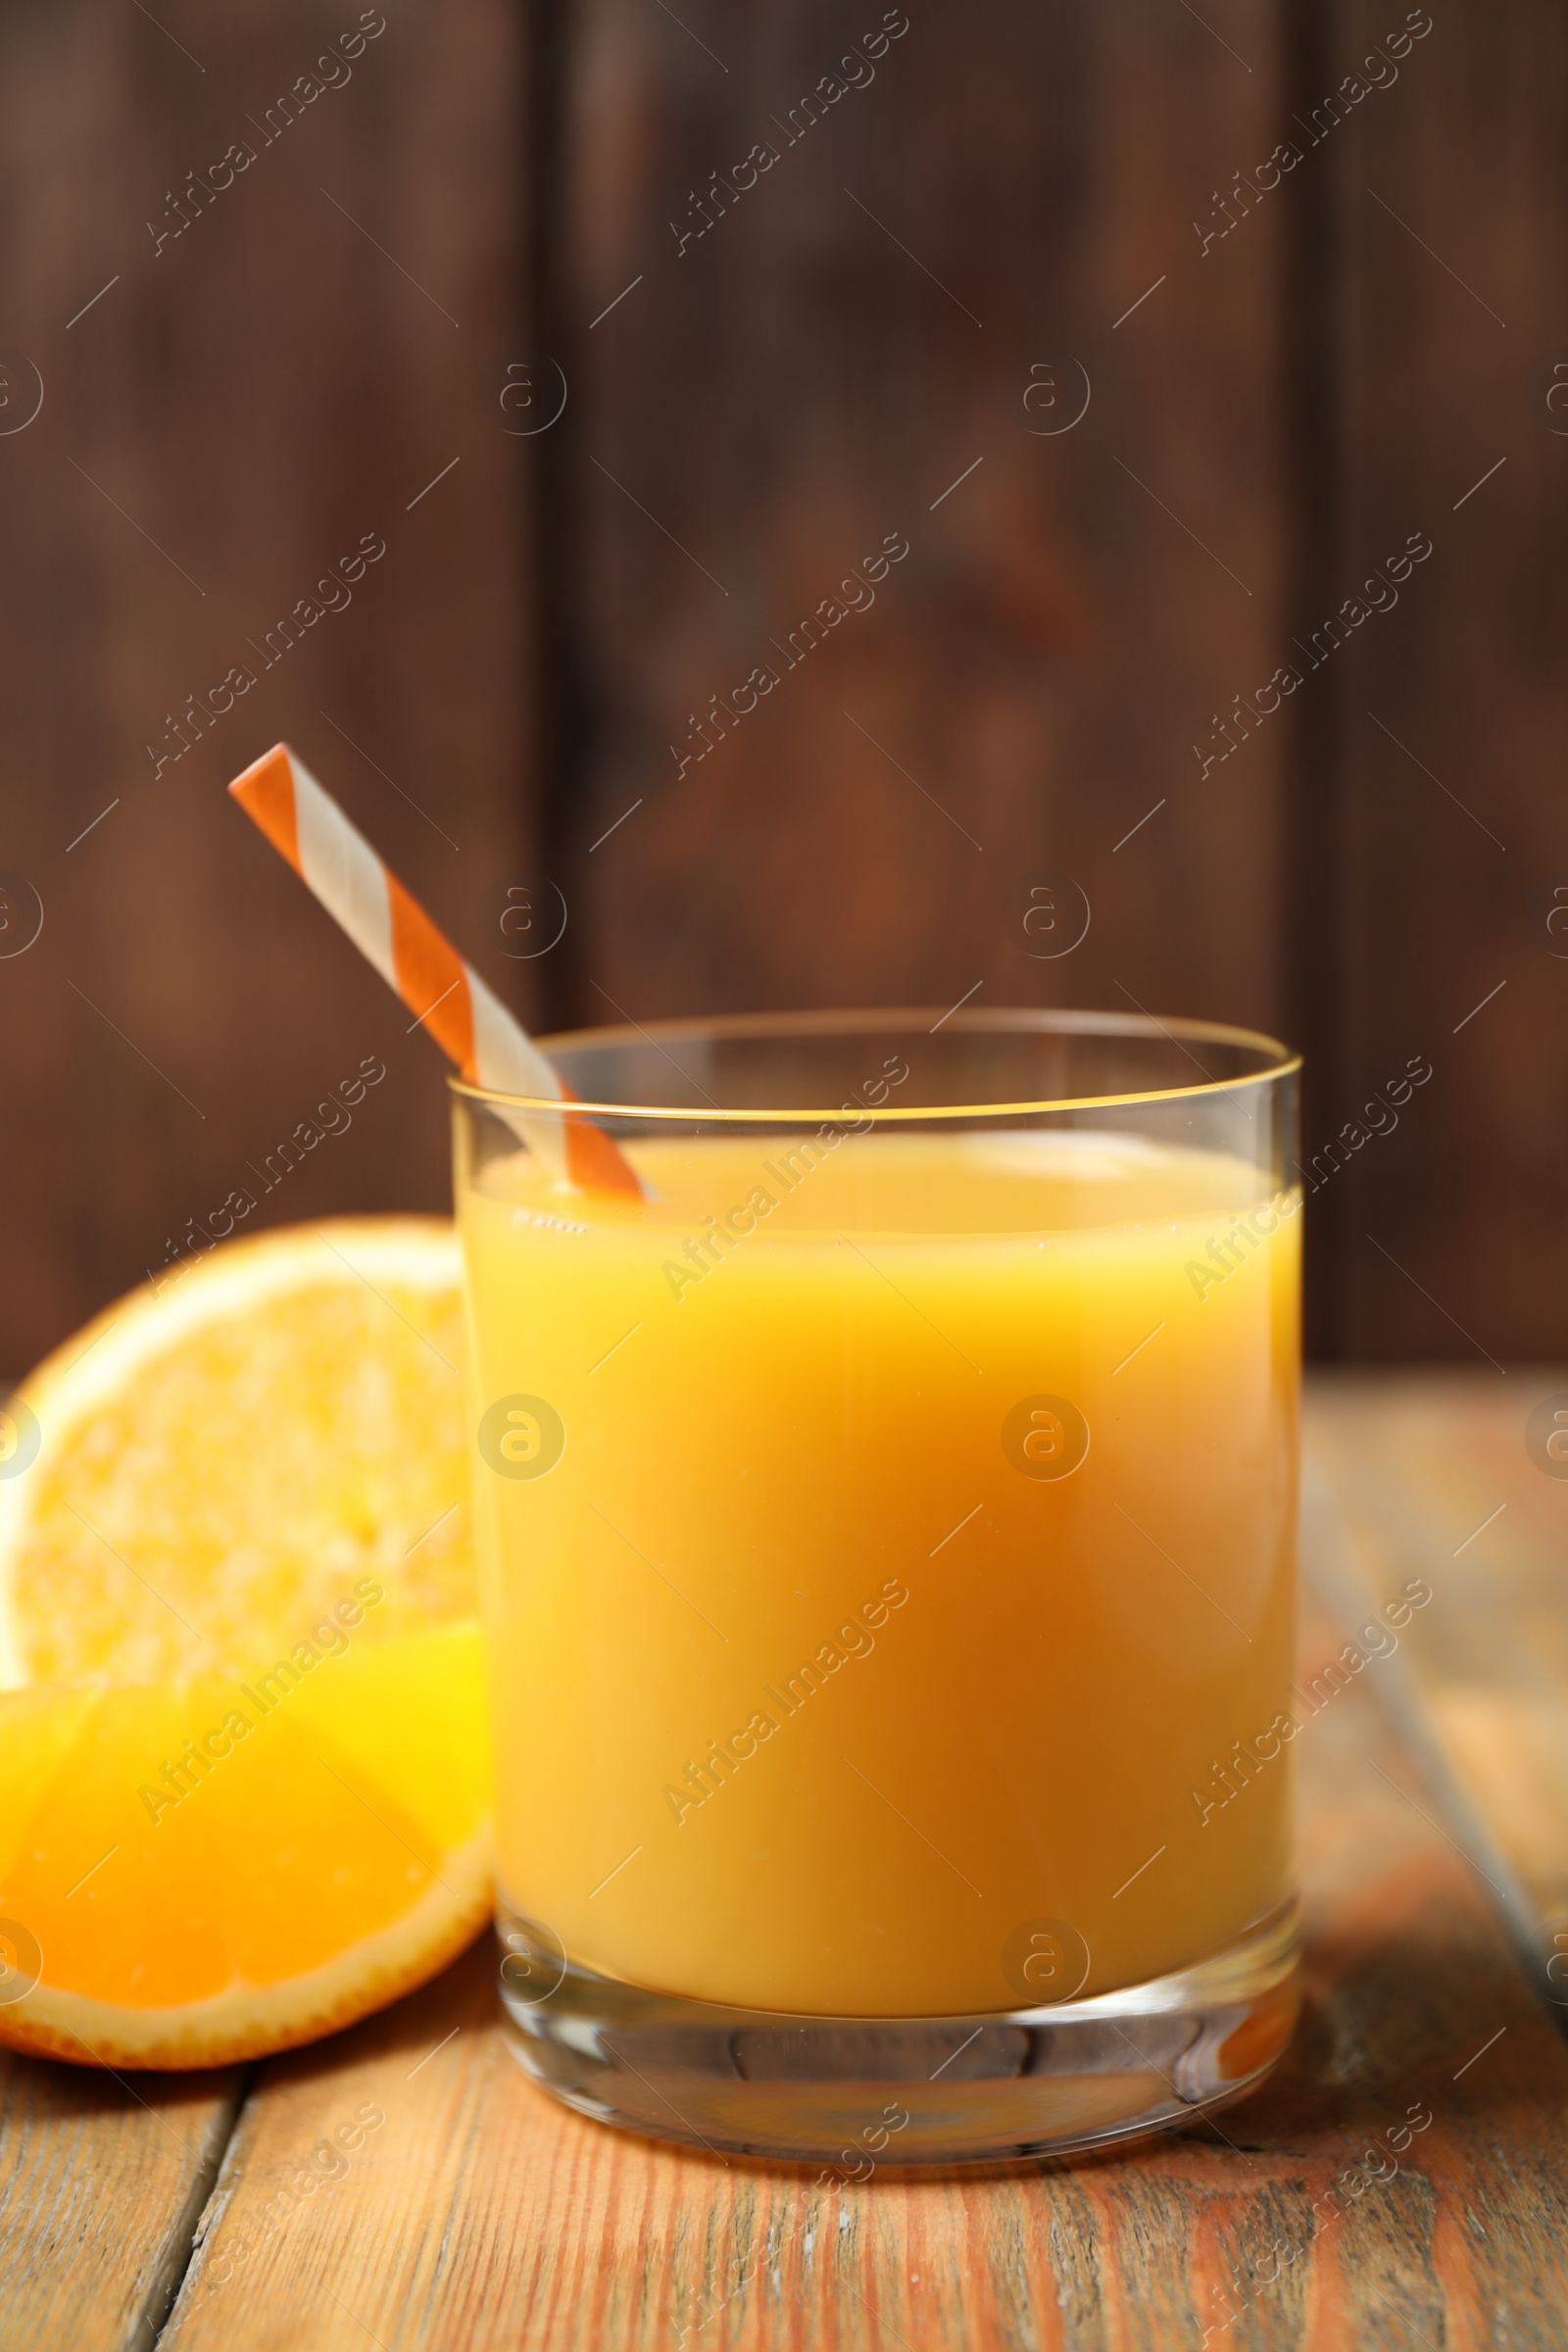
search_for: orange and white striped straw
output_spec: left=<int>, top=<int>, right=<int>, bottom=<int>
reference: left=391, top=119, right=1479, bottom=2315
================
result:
left=227, top=743, right=641, bottom=1197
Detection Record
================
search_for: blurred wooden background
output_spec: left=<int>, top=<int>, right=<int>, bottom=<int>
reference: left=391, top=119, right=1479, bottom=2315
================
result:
left=0, top=0, right=1560, bottom=1370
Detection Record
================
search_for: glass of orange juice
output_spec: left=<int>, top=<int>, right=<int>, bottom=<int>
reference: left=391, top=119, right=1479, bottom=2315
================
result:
left=452, top=1009, right=1301, bottom=2165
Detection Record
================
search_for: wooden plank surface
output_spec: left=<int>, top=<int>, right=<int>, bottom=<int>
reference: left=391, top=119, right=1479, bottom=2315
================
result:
left=0, top=2057, right=240, bottom=2352
left=136, top=1383, right=1568, bottom=2350
left=7, top=1382, right=1568, bottom=2349
left=1305, top=1370, right=1568, bottom=1976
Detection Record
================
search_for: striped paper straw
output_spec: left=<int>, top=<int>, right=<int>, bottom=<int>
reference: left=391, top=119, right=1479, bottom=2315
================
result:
left=227, top=743, right=641, bottom=1196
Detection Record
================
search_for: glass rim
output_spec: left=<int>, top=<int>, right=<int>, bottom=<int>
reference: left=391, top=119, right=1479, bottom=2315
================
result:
left=449, top=1006, right=1299, bottom=1125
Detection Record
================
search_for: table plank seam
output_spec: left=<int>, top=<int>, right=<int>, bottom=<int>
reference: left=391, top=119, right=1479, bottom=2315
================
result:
left=1301, top=1457, right=1568, bottom=2053
left=145, top=2069, right=255, bottom=2350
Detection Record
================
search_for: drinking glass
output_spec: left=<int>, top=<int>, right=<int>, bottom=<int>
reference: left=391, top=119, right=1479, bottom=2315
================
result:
left=452, top=1008, right=1300, bottom=2165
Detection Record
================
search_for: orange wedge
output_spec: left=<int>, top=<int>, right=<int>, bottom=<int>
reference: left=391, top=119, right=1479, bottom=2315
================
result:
left=0, top=1218, right=490, bottom=2068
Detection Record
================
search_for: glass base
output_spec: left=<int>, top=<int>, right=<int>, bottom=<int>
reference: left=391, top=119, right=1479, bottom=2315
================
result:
left=497, top=1899, right=1300, bottom=2167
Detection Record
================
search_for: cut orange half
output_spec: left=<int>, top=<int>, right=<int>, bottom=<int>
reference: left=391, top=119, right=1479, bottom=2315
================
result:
left=0, top=1218, right=490, bottom=2068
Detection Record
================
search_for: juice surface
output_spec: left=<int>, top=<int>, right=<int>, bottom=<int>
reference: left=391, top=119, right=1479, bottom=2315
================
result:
left=458, top=1126, right=1299, bottom=2017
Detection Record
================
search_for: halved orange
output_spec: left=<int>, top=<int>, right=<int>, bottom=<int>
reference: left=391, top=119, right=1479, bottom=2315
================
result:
left=0, top=1218, right=490, bottom=2068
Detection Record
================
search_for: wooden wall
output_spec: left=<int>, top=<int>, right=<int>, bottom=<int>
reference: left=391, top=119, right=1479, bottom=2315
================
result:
left=0, top=0, right=1557, bottom=1372
left=1299, top=0, right=1568, bottom=1362
left=0, top=0, right=533, bottom=1362
left=546, top=0, right=1286, bottom=1039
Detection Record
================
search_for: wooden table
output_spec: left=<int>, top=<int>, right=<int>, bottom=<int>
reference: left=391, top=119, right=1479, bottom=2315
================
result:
left=5, top=1375, right=1568, bottom=2350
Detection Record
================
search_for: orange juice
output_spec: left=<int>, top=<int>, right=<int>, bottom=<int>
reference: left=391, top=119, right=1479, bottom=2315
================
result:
left=458, top=1126, right=1298, bottom=2018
